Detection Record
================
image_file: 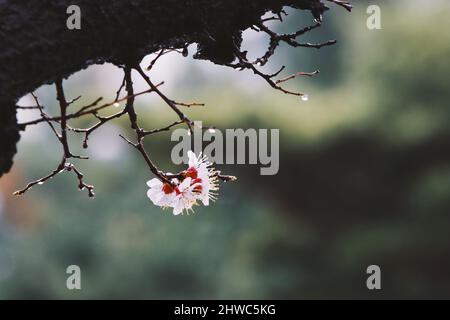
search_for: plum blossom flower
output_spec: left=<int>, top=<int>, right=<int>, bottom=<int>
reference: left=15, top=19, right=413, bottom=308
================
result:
left=146, top=151, right=219, bottom=215
left=147, top=177, right=198, bottom=215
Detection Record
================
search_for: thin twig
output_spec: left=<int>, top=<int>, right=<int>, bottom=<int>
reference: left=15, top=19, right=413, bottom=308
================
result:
left=19, top=84, right=163, bottom=127
left=276, top=70, right=320, bottom=84
left=134, top=65, right=194, bottom=133
left=120, top=66, right=172, bottom=184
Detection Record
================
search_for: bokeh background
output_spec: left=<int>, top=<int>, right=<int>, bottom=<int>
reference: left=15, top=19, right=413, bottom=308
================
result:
left=1, top=0, right=449, bottom=299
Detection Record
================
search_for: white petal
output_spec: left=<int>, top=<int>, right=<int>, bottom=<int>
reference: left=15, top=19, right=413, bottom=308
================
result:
left=156, top=192, right=172, bottom=205
left=146, top=178, right=162, bottom=188
left=172, top=200, right=184, bottom=215
left=178, top=177, right=192, bottom=191
left=187, top=151, right=198, bottom=167
left=147, top=189, right=163, bottom=205
left=198, top=165, right=211, bottom=179
left=159, top=193, right=177, bottom=207
left=184, top=192, right=196, bottom=202
left=147, top=189, right=159, bottom=200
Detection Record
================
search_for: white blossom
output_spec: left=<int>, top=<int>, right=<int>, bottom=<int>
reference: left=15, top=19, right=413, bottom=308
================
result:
left=146, top=151, right=219, bottom=215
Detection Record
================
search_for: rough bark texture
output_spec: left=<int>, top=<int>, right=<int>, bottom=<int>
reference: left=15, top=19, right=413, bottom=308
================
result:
left=0, top=0, right=333, bottom=176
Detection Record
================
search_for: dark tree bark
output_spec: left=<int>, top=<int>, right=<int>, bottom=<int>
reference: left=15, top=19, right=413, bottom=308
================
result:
left=0, top=0, right=336, bottom=176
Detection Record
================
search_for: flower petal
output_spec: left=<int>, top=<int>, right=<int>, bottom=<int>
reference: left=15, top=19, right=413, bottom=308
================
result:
left=147, top=189, right=162, bottom=205
left=146, top=178, right=162, bottom=188
left=178, top=177, right=192, bottom=191
left=187, top=150, right=198, bottom=168
left=173, top=200, right=184, bottom=215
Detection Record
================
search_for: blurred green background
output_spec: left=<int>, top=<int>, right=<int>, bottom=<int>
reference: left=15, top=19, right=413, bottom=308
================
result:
left=1, top=0, right=449, bottom=299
